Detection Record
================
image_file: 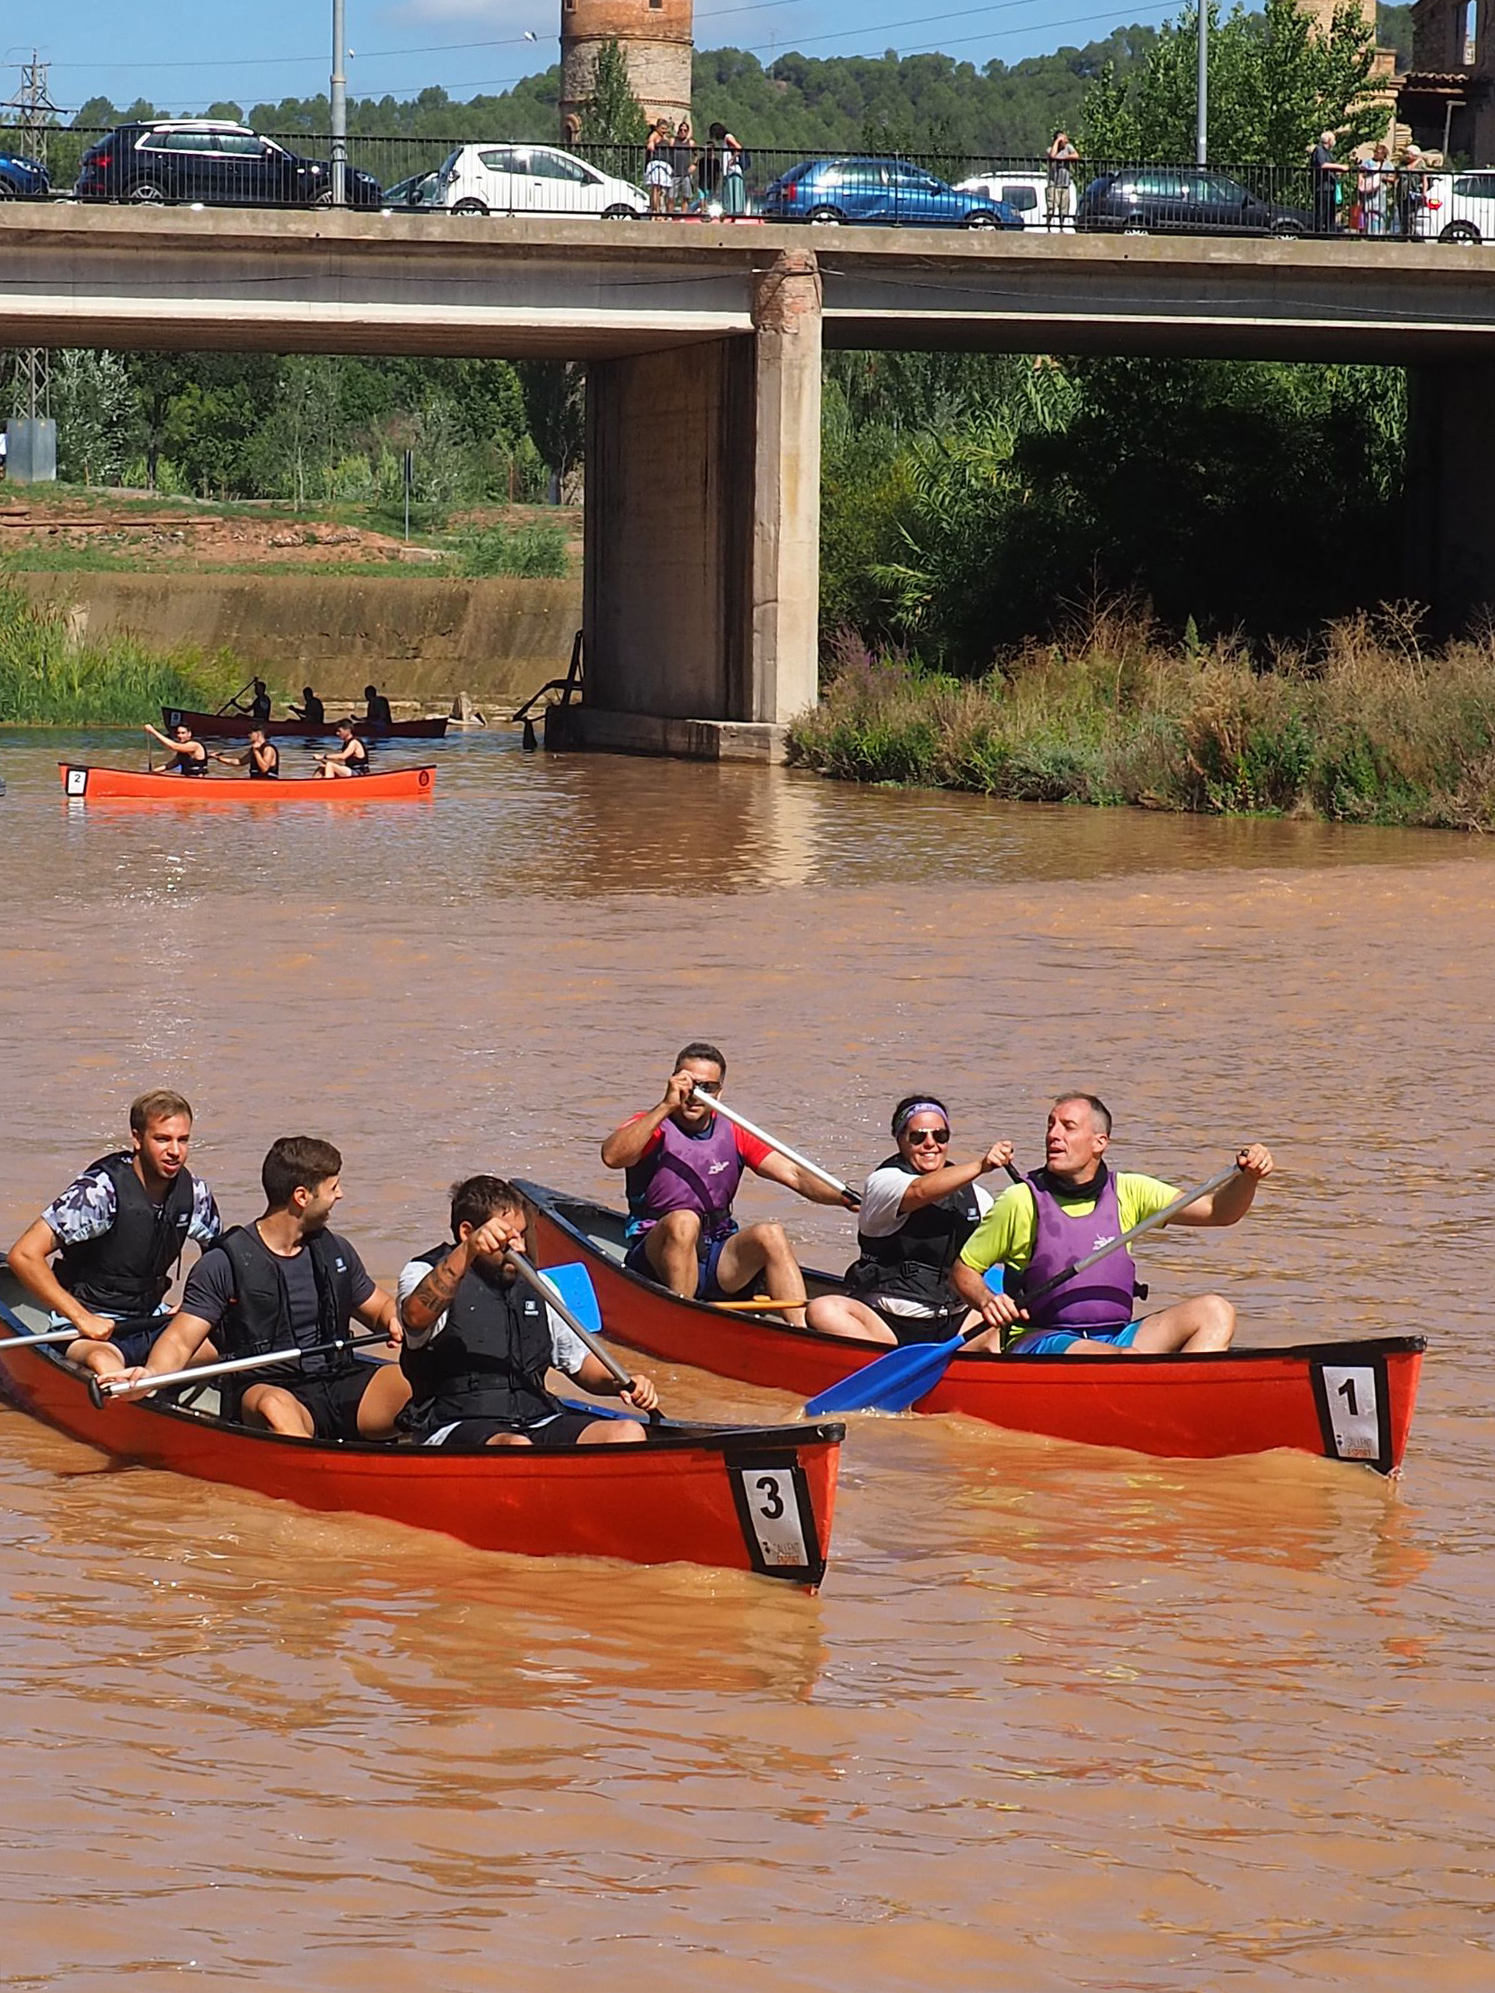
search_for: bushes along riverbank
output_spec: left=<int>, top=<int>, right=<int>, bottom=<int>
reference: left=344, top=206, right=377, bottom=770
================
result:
left=788, top=614, right=1495, bottom=831
left=0, top=581, right=242, bottom=725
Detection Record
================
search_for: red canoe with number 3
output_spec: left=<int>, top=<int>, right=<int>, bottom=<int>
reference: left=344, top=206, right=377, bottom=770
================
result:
left=60, top=763, right=436, bottom=802
left=518, top=1181, right=1425, bottom=1475
left=0, top=1270, right=842, bottom=1587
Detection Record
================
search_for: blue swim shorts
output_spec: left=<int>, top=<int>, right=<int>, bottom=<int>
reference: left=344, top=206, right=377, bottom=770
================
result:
left=1008, top=1322, right=1143, bottom=1357
left=623, top=1228, right=741, bottom=1302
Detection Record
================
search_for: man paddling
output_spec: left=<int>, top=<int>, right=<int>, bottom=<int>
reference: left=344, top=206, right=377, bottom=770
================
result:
left=290, top=685, right=325, bottom=727
left=144, top=721, right=209, bottom=776
left=601, top=1042, right=855, bottom=1324
left=949, top=1093, right=1273, bottom=1354
left=315, top=721, right=370, bottom=780
left=398, top=1176, right=657, bottom=1446
left=119, top=1136, right=408, bottom=1439
left=212, top=726, right=280, bottom=779
left=364, top=684, right=393, bottom=727
left=6, top=1090, right=222, bottom=1380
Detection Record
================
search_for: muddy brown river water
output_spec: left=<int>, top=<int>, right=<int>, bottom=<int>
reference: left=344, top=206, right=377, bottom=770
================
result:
left=1, top=728, right=1493, bottom=1990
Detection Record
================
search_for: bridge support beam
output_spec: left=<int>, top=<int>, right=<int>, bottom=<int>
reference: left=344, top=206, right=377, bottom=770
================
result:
left=1406, top=362, right=1495, bottom=633
left=564, top=249, right=822, bottom=759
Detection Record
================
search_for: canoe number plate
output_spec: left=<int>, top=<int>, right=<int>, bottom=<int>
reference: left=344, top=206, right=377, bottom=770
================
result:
left=726, top=1451, right=823, bottom=1584
left=65, top=768, right=87, bottom=797
left=1310, top=1355, right=1393, bottom=1472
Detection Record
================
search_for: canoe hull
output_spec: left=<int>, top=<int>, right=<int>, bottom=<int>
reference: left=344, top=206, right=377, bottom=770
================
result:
left=60, top=763, right=436, bottom=802
left=0, top=1282, right=840, bottom=1586
left=163, top=706, right=448, bottom=741
left=519, top=1183, right=1424, bottom=1475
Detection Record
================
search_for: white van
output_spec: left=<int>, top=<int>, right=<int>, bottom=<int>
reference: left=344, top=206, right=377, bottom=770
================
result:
left=953, top=171, right=1051, bottom=228
left=434, top=143, right=647, bottom=219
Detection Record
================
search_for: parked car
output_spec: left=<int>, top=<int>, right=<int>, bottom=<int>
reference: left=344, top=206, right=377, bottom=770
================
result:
left=73, top=121, right=382, bottom=208
left=0, top=150, right=49, bottom=200
left=1076, top=167, right=1313, bottom=237
left=1416, top=170, right=1495, bottom=242
left=433, top=143, right=645, bottom=218
left=760, top=157, right=1021, bottom=228
left=953, top=171, right=1048, bottom=227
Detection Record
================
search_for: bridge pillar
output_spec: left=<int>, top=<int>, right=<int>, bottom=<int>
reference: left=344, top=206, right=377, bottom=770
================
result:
left=564, top=249, right=822, bottom=759
left=1405, top=362, right=1495, bottom=632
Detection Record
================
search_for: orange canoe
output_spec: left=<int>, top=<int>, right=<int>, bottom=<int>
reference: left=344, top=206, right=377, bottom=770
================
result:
left=60, top=763, right=436, bottom=802
left=0, top=1271, right=841, bottom=1587
left=519, top=1181, right=1425, bottom=1476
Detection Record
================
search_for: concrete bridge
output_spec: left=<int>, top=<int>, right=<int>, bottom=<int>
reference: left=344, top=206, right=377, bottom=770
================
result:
left=6, top=205, right=1494, bottom=755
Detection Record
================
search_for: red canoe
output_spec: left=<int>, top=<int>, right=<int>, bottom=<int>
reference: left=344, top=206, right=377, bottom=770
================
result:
left=163, top=706, right=449, bottom=741
left=61, top=763, right=436, bottom=802
left=0, top=1272, right=841, bottom=1587
left=518, top=1181, right=1425, bottom=1475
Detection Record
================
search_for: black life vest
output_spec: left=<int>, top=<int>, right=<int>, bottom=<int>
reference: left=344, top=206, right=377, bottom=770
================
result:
left=174, top=745, right=208, bottom=777
left=55, top=1153, right=197, bottom=1317
left=214, top=1223, right=357, bottom=1377
left=249, top=744, right=279, bottom=780
left=843, top=1154, right=986, bottom=1311
left=400, top=1243, right=558, bottom=1428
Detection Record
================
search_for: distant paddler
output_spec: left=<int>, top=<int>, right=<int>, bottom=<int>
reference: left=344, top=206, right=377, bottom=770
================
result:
left=144, top=720, right=209, bottom=777
left=314, top=720, right=370, bottom=780
left=601, top=1041, right=856, bottom=1325
left=363, top=684, right=393, bottom=728
left=949, top=1092, right=1274, bottom=1355
left=212, top=726, right=280, bottom=779
left=5, top=1089, right=223, bottom=1380
left=806, top=1094, right=1016, bottom=1345
left=289, top=685, right=325, bottom=727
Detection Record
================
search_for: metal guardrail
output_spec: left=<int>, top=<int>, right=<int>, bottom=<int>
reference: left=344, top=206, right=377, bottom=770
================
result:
left=0, top=127, right=1486, bottom=242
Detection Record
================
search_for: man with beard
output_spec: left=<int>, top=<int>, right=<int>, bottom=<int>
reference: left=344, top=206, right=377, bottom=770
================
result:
left=120, top=1136, right=408, bottom=1438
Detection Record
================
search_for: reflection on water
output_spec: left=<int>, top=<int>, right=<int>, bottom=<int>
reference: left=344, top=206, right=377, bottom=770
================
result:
left=3, top=726, right=1495, bottom=1988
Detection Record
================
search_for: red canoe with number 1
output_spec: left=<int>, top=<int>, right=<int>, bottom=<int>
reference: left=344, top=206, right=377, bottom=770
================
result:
left=60, top=763, right=437, bottom=802
left=519, top=1181, right=1425, bottom=1474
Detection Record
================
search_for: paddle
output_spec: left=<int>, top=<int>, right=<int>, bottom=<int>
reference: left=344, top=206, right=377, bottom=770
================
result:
left=89, top=1330, right=393, bottom=1407
left=505, top=1248, right=663, bottom=1423
left=215, top=676, right=258, bottom=717
left=803, top=1160, right=1243, bottom=1418
left=2, top=1326, right=110, bottom=1351
left=691, top=1089, right=860, bottom=1207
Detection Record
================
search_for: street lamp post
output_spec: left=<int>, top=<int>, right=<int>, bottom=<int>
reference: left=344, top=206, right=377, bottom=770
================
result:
left=331, top=0, right=348, bottom=205
left=1196, top=0, right=1209, bottom=165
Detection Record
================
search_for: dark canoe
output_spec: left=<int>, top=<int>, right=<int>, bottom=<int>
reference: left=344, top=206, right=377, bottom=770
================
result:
left=517, top=1180, right=1425, bottom=1476
left=0, top=1270, right=841, bottom=1588
left=162, top=707, right=449, bottom=741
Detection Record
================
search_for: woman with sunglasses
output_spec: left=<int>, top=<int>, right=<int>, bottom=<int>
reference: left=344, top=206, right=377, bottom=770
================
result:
left=805, top=1096, right=1014, bottom=1345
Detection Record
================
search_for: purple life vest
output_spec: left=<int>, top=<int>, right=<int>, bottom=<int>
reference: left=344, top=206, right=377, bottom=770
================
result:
left=1021, top=1166, right=1137, bottom=1333
left=626, top=1112, right=743, bottom=1243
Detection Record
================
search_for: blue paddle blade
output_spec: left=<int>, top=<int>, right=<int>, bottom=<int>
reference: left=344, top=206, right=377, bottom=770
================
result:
left=803, top=1329, right=964, bottom=1418
left=539, top=1261, right=602, bottom=1333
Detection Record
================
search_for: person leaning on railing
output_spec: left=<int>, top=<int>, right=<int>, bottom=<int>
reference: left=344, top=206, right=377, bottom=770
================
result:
left=1356, top=142, right=1391, bottom=237
left=1396, top=143, right=1432, bottom=241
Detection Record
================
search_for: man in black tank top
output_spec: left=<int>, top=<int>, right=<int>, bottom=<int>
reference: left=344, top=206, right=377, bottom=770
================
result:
left=315, top=722, right=370, bottom=779
left=144, top=721, right=209, bottom=776
left=6, top=1089, right=222, bottom=1378
left=212, top=727, right=280, bottom=779
left=120, top=1136, right=408, bottom=1441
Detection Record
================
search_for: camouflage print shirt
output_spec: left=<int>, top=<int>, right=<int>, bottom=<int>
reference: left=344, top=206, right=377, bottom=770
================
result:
left=42, top=1157, right=222, bottom=1250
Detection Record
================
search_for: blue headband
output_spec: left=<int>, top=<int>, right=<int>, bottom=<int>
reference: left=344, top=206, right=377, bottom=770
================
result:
left=894, top=1100, right=947, bottom=1135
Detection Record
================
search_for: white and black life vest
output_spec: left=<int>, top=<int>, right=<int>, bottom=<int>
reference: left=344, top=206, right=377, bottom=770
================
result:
left=843, top=1154, right=986, bottom=1311
left=214, top=1223, right=357, bottom=1376
left=55, top=1153, right=196, bottom=1319
left=400, top=1243, right=558, bottom=1428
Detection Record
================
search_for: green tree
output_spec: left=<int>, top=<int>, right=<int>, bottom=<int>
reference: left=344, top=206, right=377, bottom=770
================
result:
left=1082, top=0, right=1383, bottom=164
left=582, top=38, right=649, bottom=169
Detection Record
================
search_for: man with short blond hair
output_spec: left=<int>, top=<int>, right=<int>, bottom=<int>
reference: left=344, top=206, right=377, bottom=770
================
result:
left=7, top=1090, right=222, bottom=1378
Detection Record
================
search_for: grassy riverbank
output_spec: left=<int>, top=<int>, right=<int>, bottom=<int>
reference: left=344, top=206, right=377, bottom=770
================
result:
left=0, top=581, right=243, bottom=725
left=788, top=614, right=1495, bottom=831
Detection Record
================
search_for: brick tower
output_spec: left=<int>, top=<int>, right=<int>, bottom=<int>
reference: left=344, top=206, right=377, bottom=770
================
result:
left=559, top=0, right=694, bottom=141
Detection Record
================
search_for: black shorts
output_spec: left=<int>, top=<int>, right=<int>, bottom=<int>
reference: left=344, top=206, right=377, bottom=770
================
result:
left=421, top=1410, right=603, bottom=1449
left=221, top=1364, right=374, bottom=1439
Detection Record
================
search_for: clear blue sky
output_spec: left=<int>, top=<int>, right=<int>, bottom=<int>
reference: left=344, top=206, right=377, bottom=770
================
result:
left=11, top=0, right=1176, bottom=118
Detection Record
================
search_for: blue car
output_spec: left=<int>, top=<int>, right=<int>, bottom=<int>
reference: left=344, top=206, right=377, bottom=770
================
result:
left=761, top=156, right=1020, bottom=229
left=0, top=150, right=49, bottom=200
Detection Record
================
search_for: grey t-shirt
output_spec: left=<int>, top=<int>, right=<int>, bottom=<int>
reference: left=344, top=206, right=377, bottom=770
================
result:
left=182, top=1229, right=375, bottom=1349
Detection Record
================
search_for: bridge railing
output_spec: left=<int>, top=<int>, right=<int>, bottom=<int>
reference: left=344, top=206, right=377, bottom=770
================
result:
left=1, top=126, right=1476, bottom=243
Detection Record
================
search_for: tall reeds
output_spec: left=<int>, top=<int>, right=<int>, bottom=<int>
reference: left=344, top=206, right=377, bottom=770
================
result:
left=789, top=610, right=1495, bottom=831
left=0, top=582, right=243, bottom=724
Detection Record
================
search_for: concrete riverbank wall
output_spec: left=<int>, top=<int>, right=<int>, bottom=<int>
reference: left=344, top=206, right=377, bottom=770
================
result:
left=19, top=572, right=583, bottom=708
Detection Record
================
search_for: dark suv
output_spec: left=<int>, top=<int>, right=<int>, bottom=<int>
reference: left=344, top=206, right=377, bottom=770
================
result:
left=74, top=121, right=381, bottom=209
left=1077, top=168, right=1313, bottom=237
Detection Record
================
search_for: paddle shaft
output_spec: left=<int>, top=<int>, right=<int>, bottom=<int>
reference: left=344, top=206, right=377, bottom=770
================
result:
left=690, top=1090, right=859, bottom=1205
left=2, top=1326, right=106, bottom=1350
left=91, top=1331, right=393, bottom=1405
left=504, top=1250, right=638, bottom=1395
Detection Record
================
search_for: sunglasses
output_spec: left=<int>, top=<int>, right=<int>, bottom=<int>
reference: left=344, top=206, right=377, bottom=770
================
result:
left=693, top=1080, right=723, bottom=1096
left=905, top=1127, right=951, bottom=1146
